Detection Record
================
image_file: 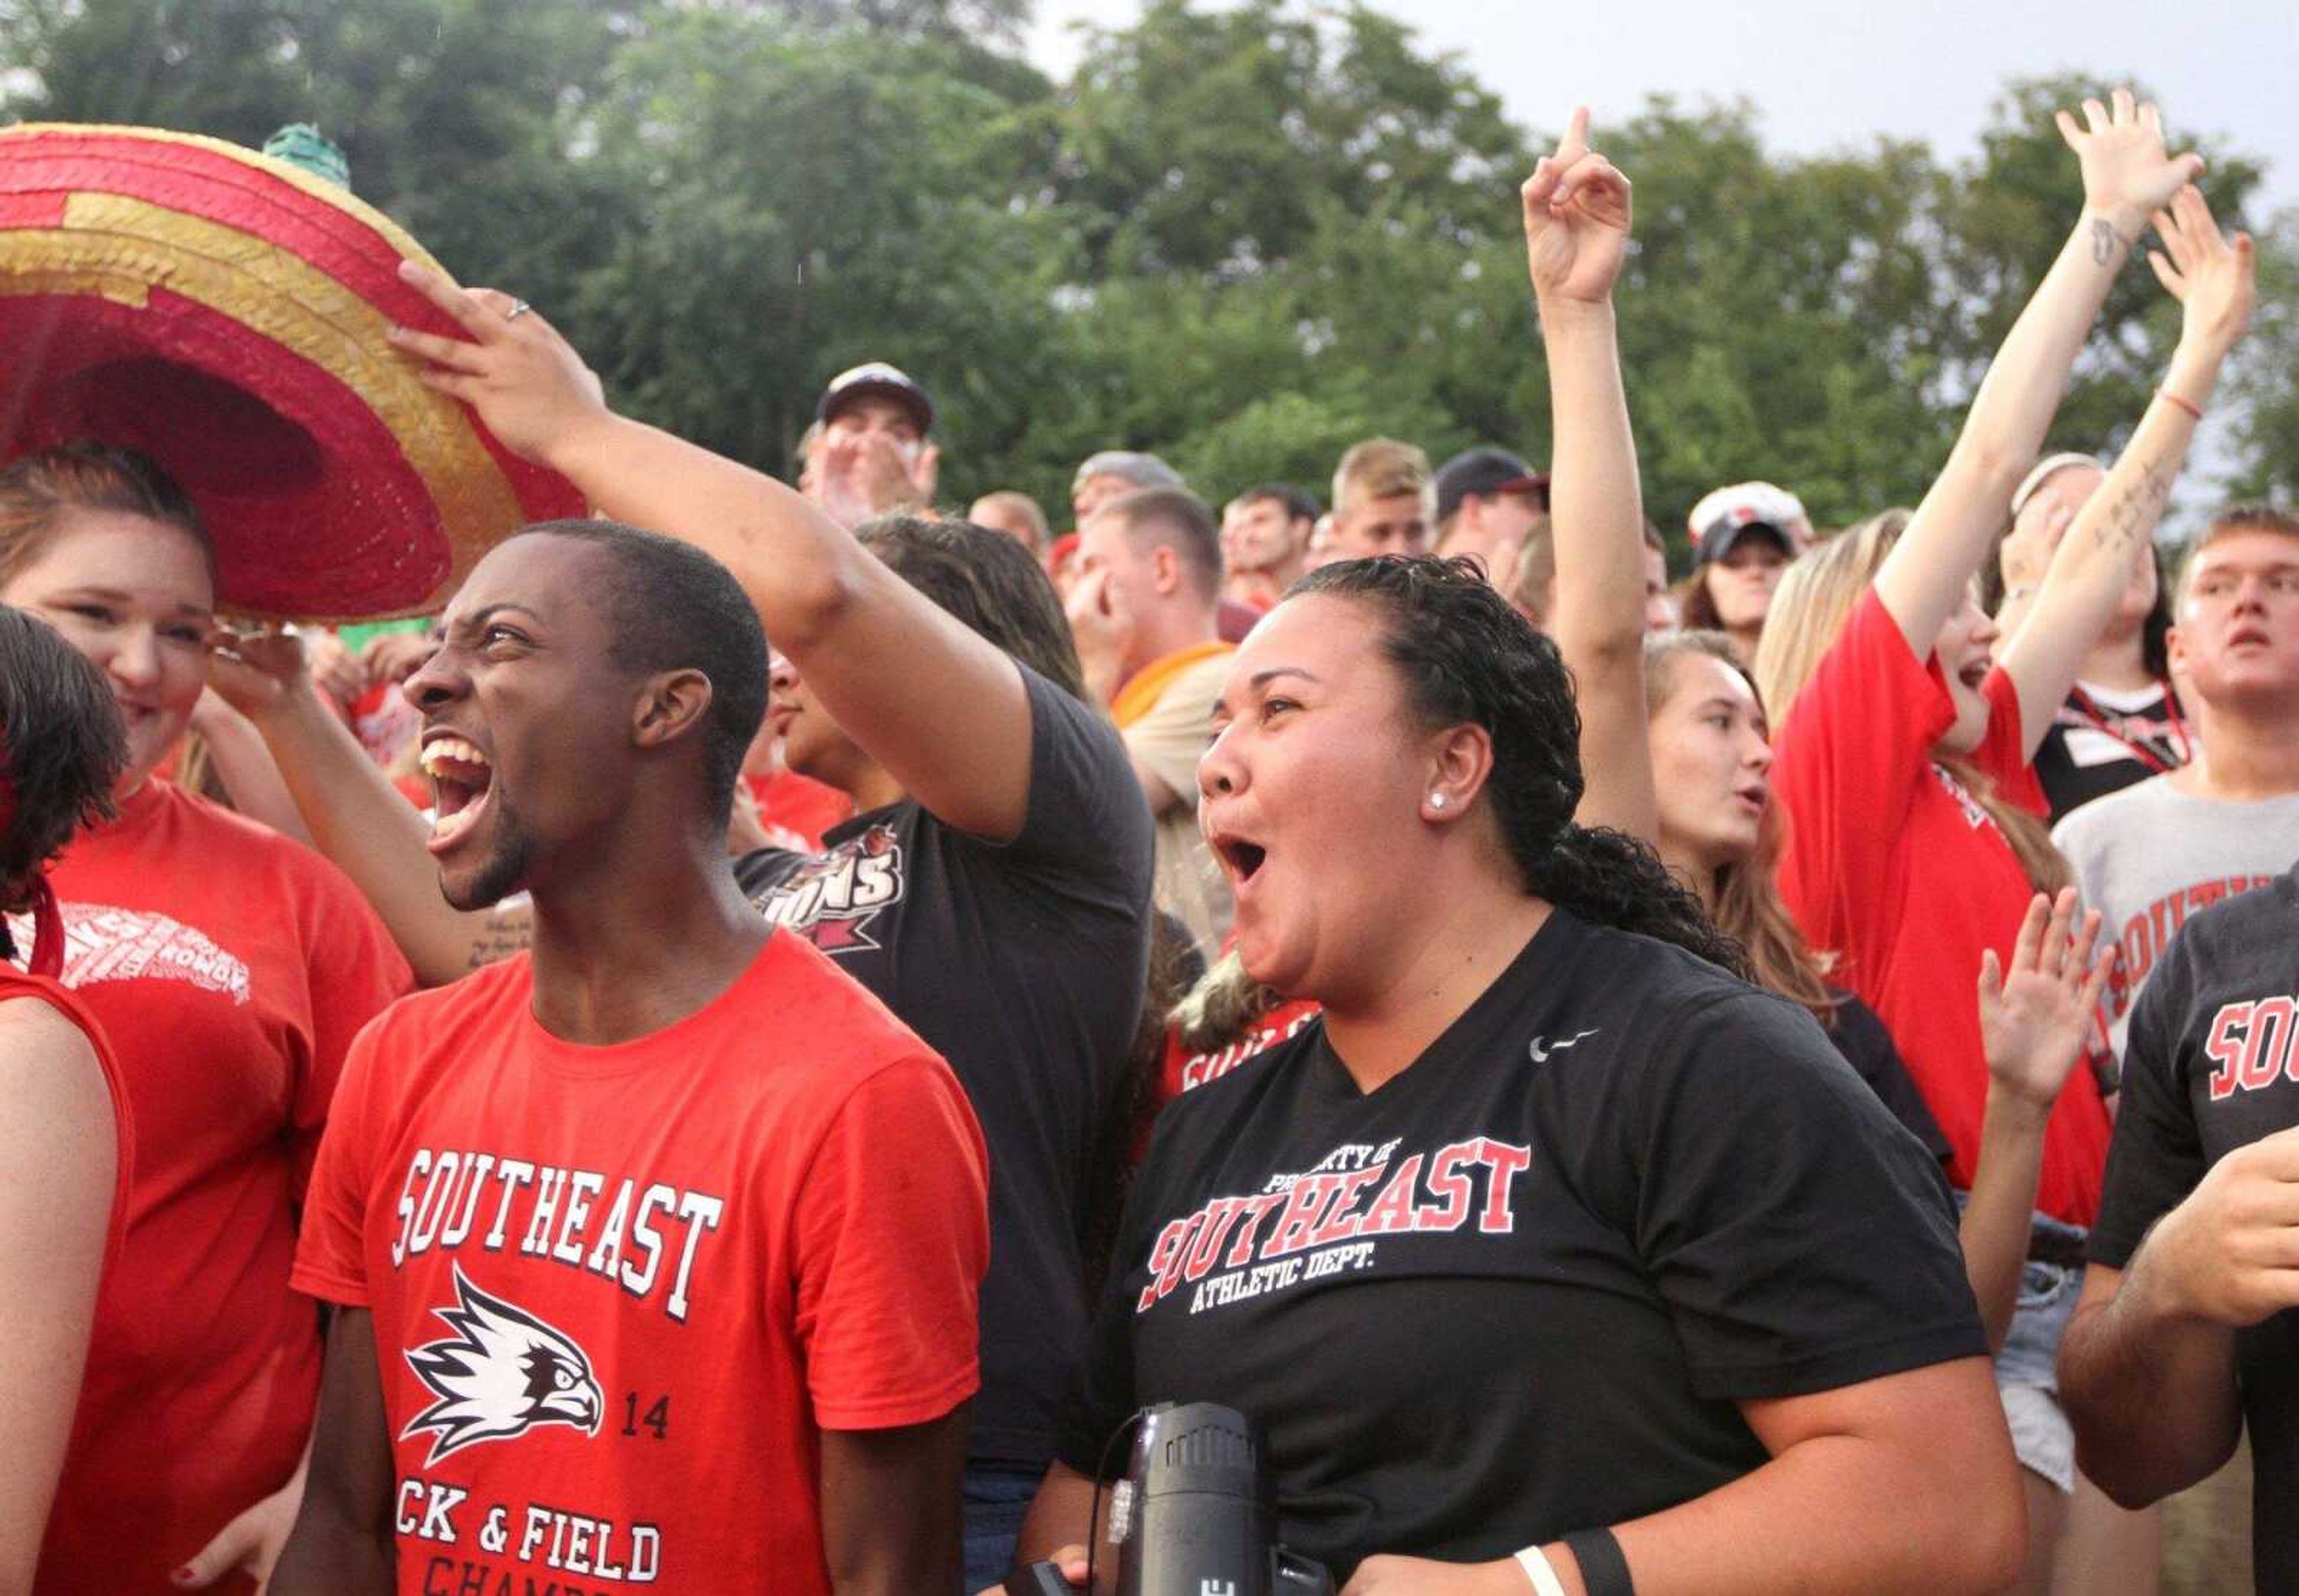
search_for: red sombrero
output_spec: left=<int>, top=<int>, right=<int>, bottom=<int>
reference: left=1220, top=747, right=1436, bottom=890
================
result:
left=0, top=123, right=585, bottom=621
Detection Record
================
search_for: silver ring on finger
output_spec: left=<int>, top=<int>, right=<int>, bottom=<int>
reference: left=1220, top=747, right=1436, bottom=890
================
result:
left=505, top=299, right=533, bottom=321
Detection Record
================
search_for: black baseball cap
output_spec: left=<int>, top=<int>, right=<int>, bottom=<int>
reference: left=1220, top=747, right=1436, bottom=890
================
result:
left=1435, top=447, right=1550, bottom=524
left=815, top=362, right=934, bottom=435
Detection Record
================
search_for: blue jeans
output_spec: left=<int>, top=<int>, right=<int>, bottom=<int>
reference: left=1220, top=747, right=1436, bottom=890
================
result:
left=964, top=1460, right=1045, bottom=1591
left=1957, top=1196, right=2086, bottom=1491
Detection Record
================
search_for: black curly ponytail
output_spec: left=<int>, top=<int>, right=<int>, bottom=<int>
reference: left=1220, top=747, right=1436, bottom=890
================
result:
left=1291, top=556, right=1748, bottom=978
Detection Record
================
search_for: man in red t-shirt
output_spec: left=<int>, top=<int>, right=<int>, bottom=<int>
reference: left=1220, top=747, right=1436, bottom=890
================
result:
left=272, top=522, right=988, bottom=1595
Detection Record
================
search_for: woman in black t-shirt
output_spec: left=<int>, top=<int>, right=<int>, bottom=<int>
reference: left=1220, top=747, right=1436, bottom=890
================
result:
left=1012, top=547, right=2024, bottom=1592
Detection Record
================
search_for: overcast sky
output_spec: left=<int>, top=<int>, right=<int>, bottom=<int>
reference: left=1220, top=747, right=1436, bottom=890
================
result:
left=1030, top=0, right=2297, bottom=216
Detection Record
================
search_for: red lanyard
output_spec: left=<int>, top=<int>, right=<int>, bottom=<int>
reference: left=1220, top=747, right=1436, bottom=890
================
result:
left=2064, top=681, right=2193, bottom=774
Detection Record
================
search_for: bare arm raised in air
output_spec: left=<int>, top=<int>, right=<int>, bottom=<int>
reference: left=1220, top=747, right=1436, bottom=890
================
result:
left=1962, top=891, right=2112, bottom=1350
left=387, top=269, right=1036, bottom=843
left=1997, top=183, right=2254, bottom=756
left=1523, top=110, right=1658, bottom=845
left=1872, top=90, right=2201, bottom=659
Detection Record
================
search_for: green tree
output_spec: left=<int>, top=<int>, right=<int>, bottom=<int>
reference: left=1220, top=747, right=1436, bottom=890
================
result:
left=562, top=10, right=1075, bottom=493
left=2224, top=205, right=2299, bottom=503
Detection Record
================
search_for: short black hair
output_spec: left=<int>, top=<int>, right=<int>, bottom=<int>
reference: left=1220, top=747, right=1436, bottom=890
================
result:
left=1100, top=486, right=1224, bottom=603
left=516, top=520, right=768, bottom=814
left=1233, top=483, right=1320, bottom=525
left=0, top=605, right=125, bottom=904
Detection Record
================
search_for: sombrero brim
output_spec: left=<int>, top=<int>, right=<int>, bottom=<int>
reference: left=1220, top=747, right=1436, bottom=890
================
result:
left=0, top=123, right=586, bottom=621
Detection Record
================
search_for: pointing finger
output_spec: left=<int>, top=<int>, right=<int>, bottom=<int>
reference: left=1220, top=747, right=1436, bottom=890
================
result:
left=1553, top=105, right=1590, bottom=165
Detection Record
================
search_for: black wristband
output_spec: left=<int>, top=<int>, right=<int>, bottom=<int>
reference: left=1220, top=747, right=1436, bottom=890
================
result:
left=1563, top=1528, right=1634, bottom=1596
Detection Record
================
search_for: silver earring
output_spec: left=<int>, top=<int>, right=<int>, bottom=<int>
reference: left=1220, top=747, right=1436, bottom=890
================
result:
left=1429, top=793, right=1448, bottom=810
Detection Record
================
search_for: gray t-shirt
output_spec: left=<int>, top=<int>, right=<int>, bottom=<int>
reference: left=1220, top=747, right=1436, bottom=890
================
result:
left=2052, top=775, right=2299, bottom=1060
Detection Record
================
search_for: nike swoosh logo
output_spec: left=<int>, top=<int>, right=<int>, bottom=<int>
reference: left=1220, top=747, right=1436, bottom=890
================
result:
left=1528, top=1028, right=1599, bottom=1063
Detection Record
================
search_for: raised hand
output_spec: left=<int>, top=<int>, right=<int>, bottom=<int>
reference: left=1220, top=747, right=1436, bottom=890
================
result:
left=1063, top=565, right=1135, bottom=702
left=2054, top=89, right=2203, bottom=242
left=301, top=627, right=365, bottom=710
left=1521, top=107, right=1633, bottom=304
left=1978, top=888, right=2112, bottom=1110
left=362, top=627, right=438, bottom=690
left=2149, top=184, right=2256, bottom=354
left=206, top=624, right=314, bottom=722
left=386, top=263, right=609, bottom=468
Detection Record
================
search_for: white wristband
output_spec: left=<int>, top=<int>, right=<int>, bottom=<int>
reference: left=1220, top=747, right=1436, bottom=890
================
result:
left=1515, top=1545, right=1570, bottom=1596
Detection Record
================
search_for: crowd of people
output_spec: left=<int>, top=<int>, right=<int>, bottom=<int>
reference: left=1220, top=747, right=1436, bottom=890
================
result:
left=0, top=85, right=2293, bottom=1596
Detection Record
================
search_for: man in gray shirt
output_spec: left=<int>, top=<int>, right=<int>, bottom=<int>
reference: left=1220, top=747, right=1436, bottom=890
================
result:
left=2054, top=505, right=2299, bottom=1063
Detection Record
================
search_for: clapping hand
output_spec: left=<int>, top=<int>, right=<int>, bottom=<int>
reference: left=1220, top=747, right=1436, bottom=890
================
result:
left=2054, top=88, right=2202, bottom=242
left=1978, top=889, right=2112, bottom=1112
left=1521, top=107, right=1632, bottom=305
left=2149, top=184, right=2256, bottom=356
left=387, top=263, right=609, bottom=468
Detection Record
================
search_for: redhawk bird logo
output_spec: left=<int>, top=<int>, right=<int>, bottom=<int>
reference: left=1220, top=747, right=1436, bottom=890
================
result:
left=401, top=1265, right=605, bottom=1464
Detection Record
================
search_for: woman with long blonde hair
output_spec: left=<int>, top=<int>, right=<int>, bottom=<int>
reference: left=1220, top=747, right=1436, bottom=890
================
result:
left=1752, top=97, right=2255, bottom=1592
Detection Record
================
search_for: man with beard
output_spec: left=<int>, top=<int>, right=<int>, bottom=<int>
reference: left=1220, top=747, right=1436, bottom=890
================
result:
left=269, top=523, right=988, bottom=1595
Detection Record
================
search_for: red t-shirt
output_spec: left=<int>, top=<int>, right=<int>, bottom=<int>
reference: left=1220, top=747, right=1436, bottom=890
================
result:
left=1157, top=997, right=1324, bottom=1106
left=745, top=766, right=854, bottom=854
left=292, top=929, right=989, bottom=1594
left=33, top=780, right=413, bottom=1593
left=1772, top=590, right=2112, bottom=1224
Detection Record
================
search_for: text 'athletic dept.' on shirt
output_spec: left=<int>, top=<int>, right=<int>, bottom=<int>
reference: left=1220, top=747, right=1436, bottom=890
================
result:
left=1059, top=908, right=1985, bottom=1576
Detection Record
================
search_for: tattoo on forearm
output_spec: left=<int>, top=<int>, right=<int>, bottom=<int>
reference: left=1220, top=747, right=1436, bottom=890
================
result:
left=2090, top=457, right=2174, bottom=556
left=2091, top=218, right=2123, bottom=266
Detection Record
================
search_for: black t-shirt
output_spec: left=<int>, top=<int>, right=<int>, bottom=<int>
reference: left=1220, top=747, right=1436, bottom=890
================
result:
left=2089, top=865, right=2299, bottom=1589
left=1830, top=989, right=1953, bottom=1163
left=735, top=666, right=1154, bottom=1464
left=1058, top=909, right=1983, bottom=1574
left=2033, top=681, right=2187, bottom=825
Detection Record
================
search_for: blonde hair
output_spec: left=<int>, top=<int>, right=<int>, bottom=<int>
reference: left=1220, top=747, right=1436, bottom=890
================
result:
left=1332, top=438, right=1434, bottom=521
left=1754, top=508, right=2068, bottom=895
left=1646, top=631, right=1839, bottom=1025
left=1505, top=514, right=1557, bottom=621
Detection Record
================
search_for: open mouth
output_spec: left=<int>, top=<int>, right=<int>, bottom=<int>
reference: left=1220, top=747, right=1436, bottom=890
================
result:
left=2228, top=626, right=2271, bottom=649
left=1212, top=833, right=1268, bottom=887
left=1734, top=785, right=1767, bottom=815
left=1956, top=659, right=1990, bottom=692
left=419, top=735, right=495, bottom=854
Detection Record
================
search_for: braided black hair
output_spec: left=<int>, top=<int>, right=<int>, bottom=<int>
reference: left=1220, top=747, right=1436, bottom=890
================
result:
left=1292, top=556, right=1748, bottom=977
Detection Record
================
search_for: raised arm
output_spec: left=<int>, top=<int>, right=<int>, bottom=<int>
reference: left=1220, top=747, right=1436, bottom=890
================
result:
left=389, top=267, right=1034, bottom=842
left=1522, top=109, right=1658, bottom=844
left=1963, top=891, right=2110, bottom=1349
left=1999, top=184, right=2255, bottom=757
left=208, top=631, right=526, bottom=987
left=1873, top=90, right=2201, bottom=655
left=269, top=1309, right=396, bottom=1595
